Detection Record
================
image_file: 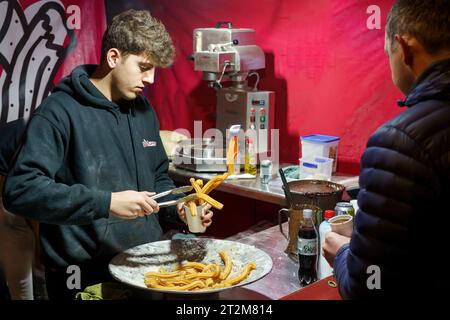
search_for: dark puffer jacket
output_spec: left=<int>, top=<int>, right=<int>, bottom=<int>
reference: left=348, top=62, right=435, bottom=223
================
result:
left=333, top=58, right=450, bottom=299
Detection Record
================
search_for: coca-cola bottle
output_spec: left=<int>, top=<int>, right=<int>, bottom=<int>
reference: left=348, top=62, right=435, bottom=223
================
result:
left=297, top=208, right=318, bottom=286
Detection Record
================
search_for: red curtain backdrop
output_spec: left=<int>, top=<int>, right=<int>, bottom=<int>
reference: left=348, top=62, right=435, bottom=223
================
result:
left=2, top=0, right=403, bottom=173
left=146, top=0, right=402, bottom=174
left=0, top=0, right=106, bottom=124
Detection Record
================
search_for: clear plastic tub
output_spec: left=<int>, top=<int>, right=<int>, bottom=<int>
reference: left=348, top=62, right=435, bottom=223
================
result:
left=301, top=134, right=339, bottom=172
left=299, top=156, right=333, bottom=181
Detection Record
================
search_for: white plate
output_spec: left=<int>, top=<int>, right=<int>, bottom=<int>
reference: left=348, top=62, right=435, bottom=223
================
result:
left=108, top=238, right=273, bottom=294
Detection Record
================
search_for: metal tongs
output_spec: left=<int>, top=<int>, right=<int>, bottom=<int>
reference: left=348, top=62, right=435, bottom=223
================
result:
left=151, top=185, right=196, bottom=208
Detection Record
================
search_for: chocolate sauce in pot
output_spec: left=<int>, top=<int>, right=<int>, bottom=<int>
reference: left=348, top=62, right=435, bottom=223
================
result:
left=290, top=183, right=336, bottom=194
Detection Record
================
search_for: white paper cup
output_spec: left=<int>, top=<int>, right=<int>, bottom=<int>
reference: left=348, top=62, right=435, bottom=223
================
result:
left=329, top=214, right=353, bottom=237
left=183, top=203, right=207, bottom=233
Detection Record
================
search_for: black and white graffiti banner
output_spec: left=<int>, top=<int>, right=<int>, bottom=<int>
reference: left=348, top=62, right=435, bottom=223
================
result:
left=0, top=0, right=76, bottom=124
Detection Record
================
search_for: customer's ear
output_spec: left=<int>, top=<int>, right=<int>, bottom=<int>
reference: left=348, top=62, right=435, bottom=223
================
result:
left=396, top=34, right=413, bottom=67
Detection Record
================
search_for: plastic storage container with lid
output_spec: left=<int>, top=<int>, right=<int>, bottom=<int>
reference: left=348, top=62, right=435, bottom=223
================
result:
left=301, top=134, right=340, bottom=173
left=299, top=156, right=333, bottom=181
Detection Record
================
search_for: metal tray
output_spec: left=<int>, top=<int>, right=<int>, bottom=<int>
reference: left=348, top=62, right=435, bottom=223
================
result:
left=172, top=151, right=228, bottom=172
left=172, top=137, right=228, bottom=172
left=108, top=238, right=272, bottom=294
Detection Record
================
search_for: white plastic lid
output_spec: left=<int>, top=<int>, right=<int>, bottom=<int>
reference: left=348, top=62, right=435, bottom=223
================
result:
left=303, top=209, right=313, bottom=219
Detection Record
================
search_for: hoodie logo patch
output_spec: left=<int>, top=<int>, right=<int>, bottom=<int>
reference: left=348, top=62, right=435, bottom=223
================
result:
left=142, top=139, right=157, bottom=148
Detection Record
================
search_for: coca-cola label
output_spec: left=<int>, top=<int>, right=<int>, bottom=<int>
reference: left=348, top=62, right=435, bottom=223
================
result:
left=298, top=238, right=317, bottom=256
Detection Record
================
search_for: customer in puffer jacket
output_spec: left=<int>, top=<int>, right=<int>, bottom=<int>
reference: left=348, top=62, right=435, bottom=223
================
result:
left=323, top=0, right=450, bottom=299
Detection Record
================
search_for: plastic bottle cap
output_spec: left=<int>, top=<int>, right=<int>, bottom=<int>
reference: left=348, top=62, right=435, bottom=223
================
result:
left=303, top=209, right=313, bottom=219
left=229, top=124, right=241, bottom=137
left=324, top=210, right=335, bottom=219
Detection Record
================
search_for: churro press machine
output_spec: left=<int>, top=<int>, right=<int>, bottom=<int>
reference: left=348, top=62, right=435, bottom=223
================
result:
left=174, top=22, right=275, bottom=172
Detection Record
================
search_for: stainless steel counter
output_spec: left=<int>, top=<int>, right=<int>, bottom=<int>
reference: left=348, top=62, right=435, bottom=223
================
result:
left=219, top=222, right=301, bottom=300
left=168, top=163, right=359, bottom=206
left=169, top=164, right=285, bottom=205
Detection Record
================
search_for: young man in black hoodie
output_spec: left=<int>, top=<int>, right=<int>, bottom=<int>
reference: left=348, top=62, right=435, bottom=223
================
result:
left=3, top=10, right=213, bottom=300
left=323, top=0, right=450, bottom=299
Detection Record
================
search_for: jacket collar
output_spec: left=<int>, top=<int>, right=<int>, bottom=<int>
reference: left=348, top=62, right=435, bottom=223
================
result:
left=397, top=58, right=450, bottom=108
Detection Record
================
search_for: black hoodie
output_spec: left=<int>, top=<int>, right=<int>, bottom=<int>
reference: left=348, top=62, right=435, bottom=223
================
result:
left=3, top=65, right=183, bottom=269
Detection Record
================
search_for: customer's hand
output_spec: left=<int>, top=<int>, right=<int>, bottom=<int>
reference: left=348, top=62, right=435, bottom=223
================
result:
left=110, top=190, right=159, bottom=219
left=322, top=231, right=351, bottom=266
left=177, top=202, right=214, bottom=228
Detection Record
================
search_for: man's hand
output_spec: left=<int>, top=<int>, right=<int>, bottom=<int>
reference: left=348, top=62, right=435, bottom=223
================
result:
left=110, top=190, right=159, bottom=219
left=322, top=231, right=351, bottom=267
left=177, top=202, right=213, bottom=228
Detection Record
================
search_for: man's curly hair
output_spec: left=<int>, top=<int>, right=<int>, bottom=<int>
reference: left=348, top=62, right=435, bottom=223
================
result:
left=101, top=9, right=175, bottom=67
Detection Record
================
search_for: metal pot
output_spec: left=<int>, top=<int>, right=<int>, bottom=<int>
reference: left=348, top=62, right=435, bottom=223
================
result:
left=173, top=138, right=227, bottom=172
left=282, top=180, right=345, bottom=224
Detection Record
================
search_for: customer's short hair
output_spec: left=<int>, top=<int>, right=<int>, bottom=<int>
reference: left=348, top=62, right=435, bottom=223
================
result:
left=101, top=9, right=175, bottom=67
left=386, top=0, right=450, bottom=54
